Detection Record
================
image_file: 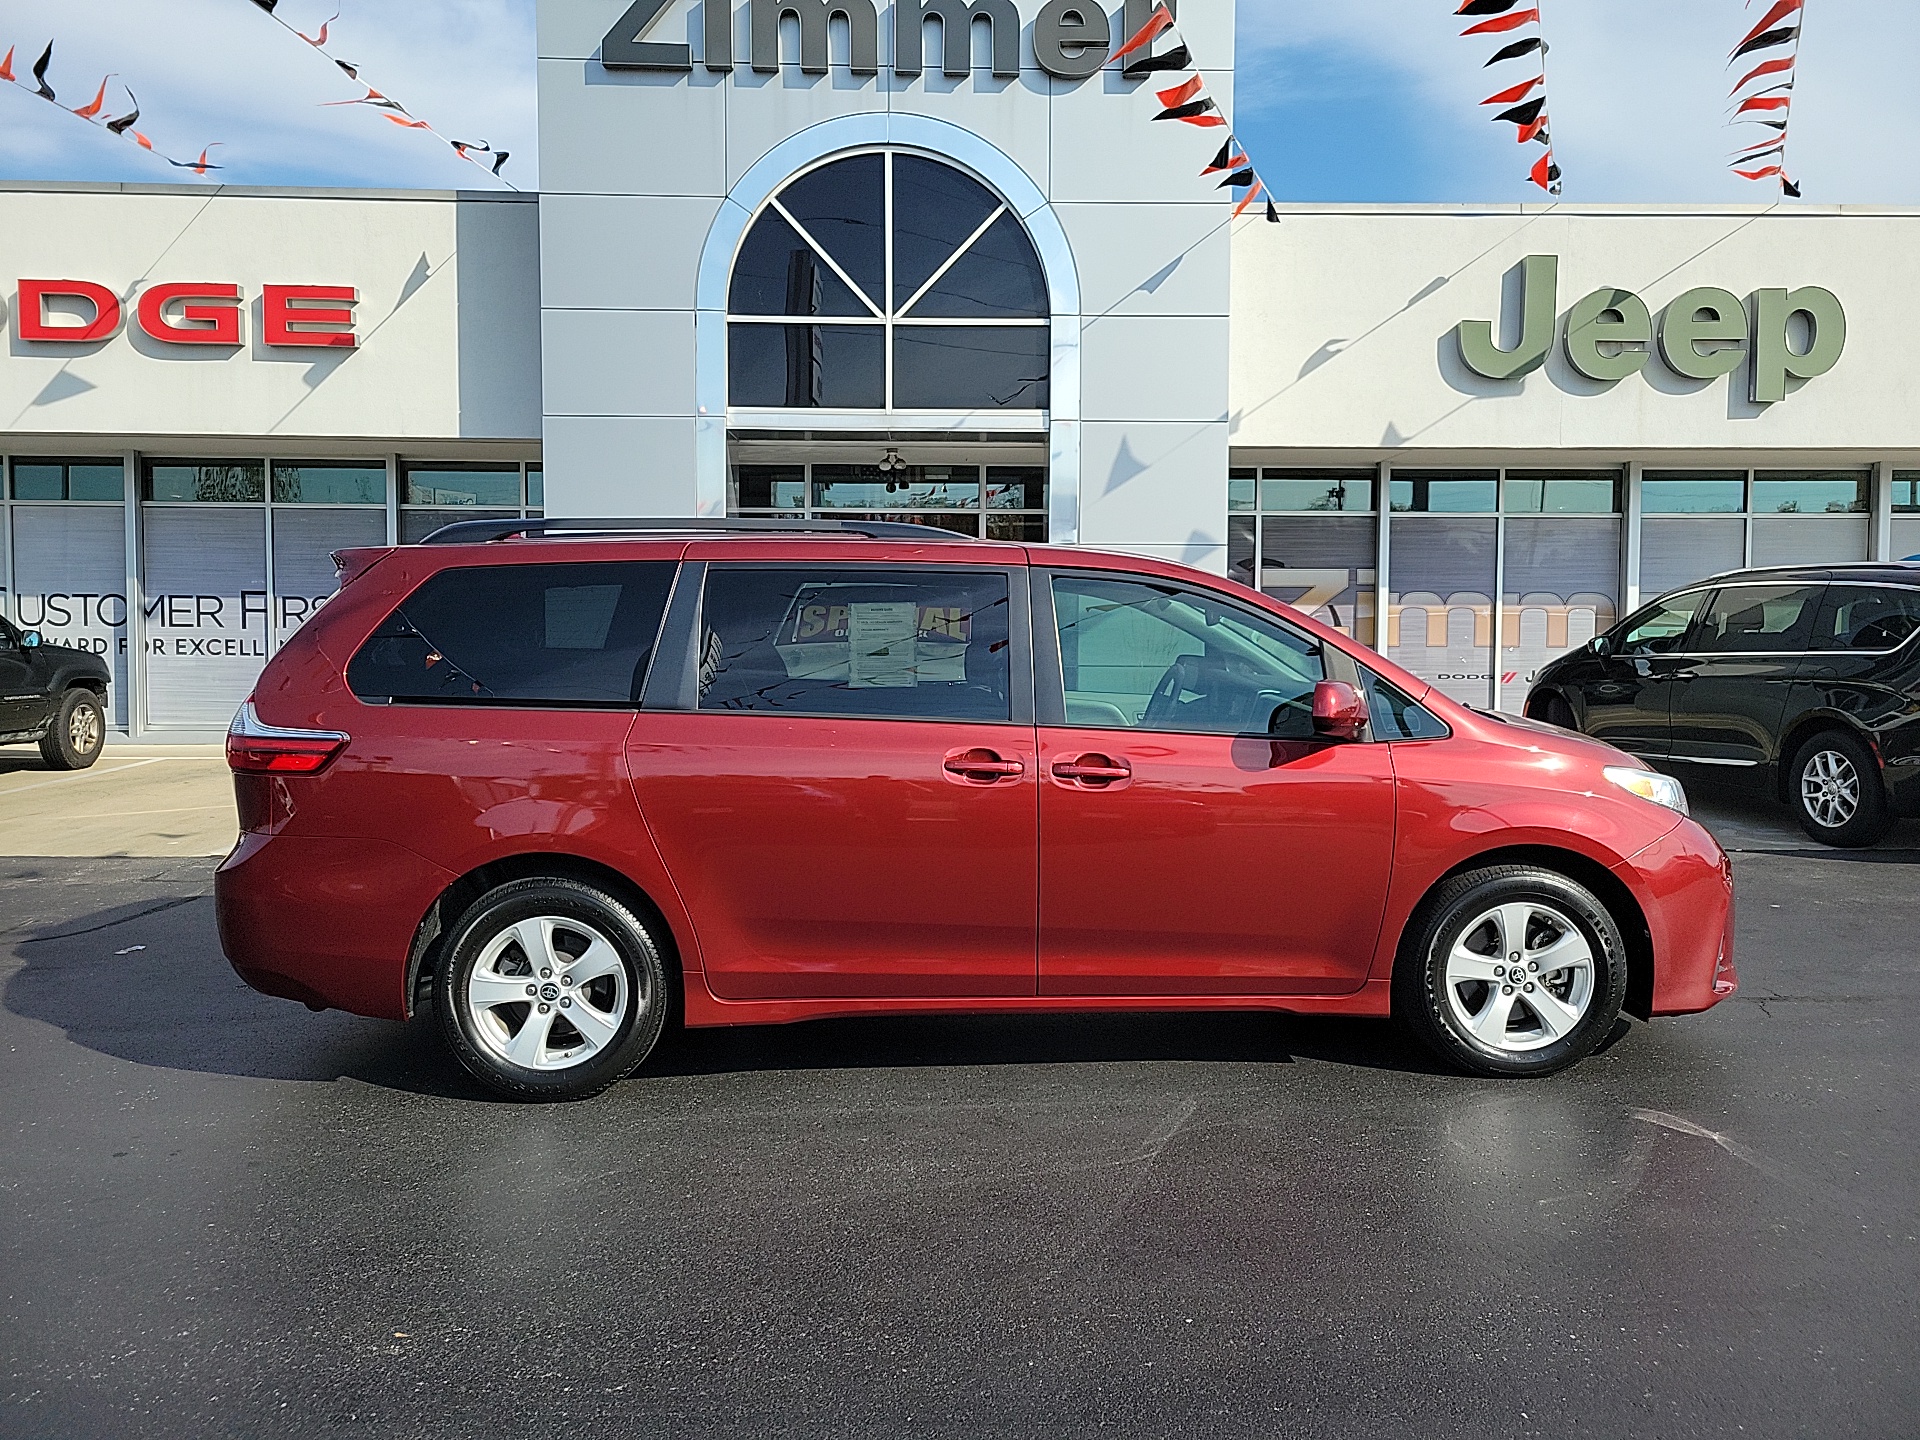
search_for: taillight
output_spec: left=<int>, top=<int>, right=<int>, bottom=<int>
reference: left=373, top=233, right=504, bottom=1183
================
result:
left=226, top=702, right=349, bottom=775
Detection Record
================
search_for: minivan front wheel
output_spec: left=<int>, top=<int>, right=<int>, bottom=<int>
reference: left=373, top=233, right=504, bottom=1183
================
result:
left=1789, top=730, right=1891, bottom=848
left=1396, top=866, right=1627, bottom=1078
left=436, top=877, right=669, bottom=1100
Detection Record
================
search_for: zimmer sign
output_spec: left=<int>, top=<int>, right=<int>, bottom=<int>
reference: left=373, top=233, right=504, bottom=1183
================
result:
left=600, top=0, right=1170, bottom=80
left=1455, top=255, right=1845, bottom=404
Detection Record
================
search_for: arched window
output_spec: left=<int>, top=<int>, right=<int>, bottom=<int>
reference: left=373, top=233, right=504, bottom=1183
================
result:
left=727, top=150, right=1050, bottom=412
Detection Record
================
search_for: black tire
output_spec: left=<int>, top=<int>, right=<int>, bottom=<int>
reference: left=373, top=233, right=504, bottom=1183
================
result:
left=435, top=877, right=670, bottom=1101
left=1394, top=865, right=1628, bottom=1078
left=38, top=687, right=106, bottom=770
left=1537, top=693, right=1577, bottom=731
left=1789, top=729, right=1892, bottom=849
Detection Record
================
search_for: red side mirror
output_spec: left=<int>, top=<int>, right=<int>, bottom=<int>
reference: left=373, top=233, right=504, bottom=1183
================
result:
left=1311, top=680, right=1369, bottom=742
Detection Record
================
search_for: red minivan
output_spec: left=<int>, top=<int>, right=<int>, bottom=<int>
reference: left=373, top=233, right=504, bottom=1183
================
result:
left=216, top=519, right=1736, bottom=1100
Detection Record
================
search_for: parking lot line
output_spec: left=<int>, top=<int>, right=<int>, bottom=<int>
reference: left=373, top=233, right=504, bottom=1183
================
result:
left=0, top=758, right=166, bottom=797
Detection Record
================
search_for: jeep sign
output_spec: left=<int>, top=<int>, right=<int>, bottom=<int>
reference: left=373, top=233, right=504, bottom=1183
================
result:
left=1455, top=254, right=1845, bottom=404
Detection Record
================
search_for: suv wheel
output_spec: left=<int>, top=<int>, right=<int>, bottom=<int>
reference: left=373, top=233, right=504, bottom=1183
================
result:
left=39, top=688, right=105, bottom=770
left=1536, top=693, right=1577, bottom=730
left=1395, top=866, right=1627, bottom=1078
left=1789, top=730, right=1891, bottom=848
left=435, top=877, right=670, bottom=1101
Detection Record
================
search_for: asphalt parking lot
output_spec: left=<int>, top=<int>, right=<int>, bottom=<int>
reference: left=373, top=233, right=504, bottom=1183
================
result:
left=2, top=774, right=1916, bottom=1438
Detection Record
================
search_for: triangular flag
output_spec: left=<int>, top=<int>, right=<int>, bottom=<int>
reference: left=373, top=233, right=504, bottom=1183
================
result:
left=1462, top=8, right=1538, bottom=37
left=1484, top=36, right=1544, bottom=65
left=1735, top=0, right=1804, bottom=54
left=1732, top=25, right=1798, bottom=60
left=1129, top=44, right=1192, bottom=74
left=1730, top=56, right=1795, bottom=94
left=1481, top=75, right=1541, bottom=105
left=1110, top=3, right=1172, bottom=63
left=1155, top=75, right=1203, bottom=109
left=73, top=76, right=111, bottom=120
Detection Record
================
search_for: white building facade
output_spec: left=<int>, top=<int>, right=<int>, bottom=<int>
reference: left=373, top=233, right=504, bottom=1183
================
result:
left=3, top=0, right=1919, bottom=734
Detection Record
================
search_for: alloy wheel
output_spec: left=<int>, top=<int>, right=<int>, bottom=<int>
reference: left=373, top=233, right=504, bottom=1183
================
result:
left=1443, top=900, right=1596, bottom=1053
left=1801, top=748, right=1860, bottom=830
left=464, top=916, right=632, bottom=1071
left=69, top=703, right=101, bottom=753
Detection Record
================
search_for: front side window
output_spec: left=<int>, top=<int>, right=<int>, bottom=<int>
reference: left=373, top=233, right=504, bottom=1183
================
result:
left=1687, top=584, right=1824, bottom=654
left=347, top=562, right=675, bottom=706
left=1362, top=671, right=1450, bottom=740
left=1617, top=592, right=1705, bottom=655
left=1051, top=575, right=1324, bottom=738
left=727, top=151, right=1049, bottom=412
left=697, top=567, right=1011, bottom=721
left=1811, top=586, right=1920, bottom=652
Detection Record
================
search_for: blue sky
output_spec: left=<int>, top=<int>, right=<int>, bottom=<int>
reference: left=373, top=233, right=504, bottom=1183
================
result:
left=0, top=0, right=1913, bottom=203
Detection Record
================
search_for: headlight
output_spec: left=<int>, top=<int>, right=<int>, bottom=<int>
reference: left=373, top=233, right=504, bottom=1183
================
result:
left=1603, top=765, right=1689, bottom=816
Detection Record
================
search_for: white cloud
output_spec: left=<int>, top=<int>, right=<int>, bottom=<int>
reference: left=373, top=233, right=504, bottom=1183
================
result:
left=0, top=0, right=537, bottom=189
left=1235, top=0, right=1920, bottom=204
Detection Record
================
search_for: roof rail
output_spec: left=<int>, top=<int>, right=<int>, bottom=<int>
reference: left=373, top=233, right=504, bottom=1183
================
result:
left=415, top=515, right=976, bottom=545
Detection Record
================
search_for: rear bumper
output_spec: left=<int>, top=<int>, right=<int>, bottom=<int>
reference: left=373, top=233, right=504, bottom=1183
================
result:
left=215, top=830, right=454, bottom=1020
left=1613, top=817, right=1736, bottom=1016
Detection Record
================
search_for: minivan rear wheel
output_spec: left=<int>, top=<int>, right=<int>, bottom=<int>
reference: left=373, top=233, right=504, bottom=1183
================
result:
left=1395, top=865, right=1627, bottom=1078
left=1789, top=729, right=1891, bottom=848
left=435, top=877, right=669, bottom=1101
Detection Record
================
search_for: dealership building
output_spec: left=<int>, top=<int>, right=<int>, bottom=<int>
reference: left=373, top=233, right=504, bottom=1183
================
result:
left=4, top=0, right=1920, bottom=737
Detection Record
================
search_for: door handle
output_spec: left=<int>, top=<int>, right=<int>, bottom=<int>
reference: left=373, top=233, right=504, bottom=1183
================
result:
left=1051, top=753, right=1132, bottom=786
left=942, top=747, right=1025, bottom=784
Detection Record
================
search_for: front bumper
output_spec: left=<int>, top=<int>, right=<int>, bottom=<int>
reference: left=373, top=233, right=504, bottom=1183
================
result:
left=1612, top=817, right=1736, bottom=1016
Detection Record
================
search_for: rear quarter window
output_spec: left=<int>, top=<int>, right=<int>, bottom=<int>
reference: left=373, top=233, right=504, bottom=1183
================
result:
left=1811, top=585, right=1920, bottom=652
left=347, top=561, right=676, bottom=706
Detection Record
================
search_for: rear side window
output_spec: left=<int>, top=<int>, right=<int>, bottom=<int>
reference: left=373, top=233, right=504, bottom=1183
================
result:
left=347, top=561, right=675, bottom=706
left=1811, top=585, right=1920, bottom=652
left=697, top=567, right=1011, bottom=720
left=1686, top=584, right=1824, bottom=654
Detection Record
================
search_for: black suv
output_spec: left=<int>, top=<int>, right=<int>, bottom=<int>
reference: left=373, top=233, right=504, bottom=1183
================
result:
left=1526, top=564, right=1920, bottom=847
left=0, top=617, right=111, bottom=769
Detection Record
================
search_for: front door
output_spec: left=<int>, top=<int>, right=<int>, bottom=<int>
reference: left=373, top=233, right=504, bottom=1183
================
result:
left=1035, top=571, right=1395, bottom=996
left=1668, top=582, right=1824, bottom=767
left=0, top=621, right=45, bottom=734
left=627, top=557, right=1037, bottom=1000
left=1579, top=589, right=1708, bottom=758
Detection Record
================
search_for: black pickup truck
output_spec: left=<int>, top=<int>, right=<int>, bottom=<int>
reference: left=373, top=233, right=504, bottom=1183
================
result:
left=0, top=616, right=111, bottom=769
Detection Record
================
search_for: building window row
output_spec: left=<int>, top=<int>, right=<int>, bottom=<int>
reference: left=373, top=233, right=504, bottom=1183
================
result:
left=730, top=462, right=1048, bottom=541
left=1230, top=464, right=1917, bottom=712
left=1, top=455, right=539, bottom=734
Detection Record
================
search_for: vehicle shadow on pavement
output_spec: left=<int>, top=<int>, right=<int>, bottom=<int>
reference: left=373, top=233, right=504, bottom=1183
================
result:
left=1, top=891, right=500, bottom=1102
left=647, top=1008, right=1458, bottom=1079
left=3, top=885, right=1472, bottom=1093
